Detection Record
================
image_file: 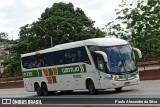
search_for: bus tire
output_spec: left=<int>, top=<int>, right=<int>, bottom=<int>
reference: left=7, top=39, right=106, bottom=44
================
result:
left=87, top=80, right=97, bottom=95
left=41, top=83, right=49, bottom=96
left=115, top=87, right=122, bottom=92
left=35, top=83, right=43, bottom=96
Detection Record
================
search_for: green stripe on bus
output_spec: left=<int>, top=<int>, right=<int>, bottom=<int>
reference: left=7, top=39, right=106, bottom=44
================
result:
left=82, top=64, right=86, bottom=73
left=118, top=71, right=138, bottom=79
left=51, top=76, right=57, bottom=83
left=38, top=69, right=42, bottom=77
left=32, top=70, right=39, bottom=77
left=23, top=64, right=87, bottom=78
left=48, top=68, right=53, bottom=76
left=130, top=71, right=138, bottom=77
left=23, top=70, right=38, bottom=78
left=119, top=75, right=126, bottom=79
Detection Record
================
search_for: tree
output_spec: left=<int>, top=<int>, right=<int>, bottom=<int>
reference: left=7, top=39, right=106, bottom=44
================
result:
left=4, top=2, right=105, bottom=77
left=2, top=55, right=21, bottom=77
left=19, top=2, right=105, bottom=52
left=0, top=32, right=9, bottom=41
left=105, top=0, right=160, bottom=60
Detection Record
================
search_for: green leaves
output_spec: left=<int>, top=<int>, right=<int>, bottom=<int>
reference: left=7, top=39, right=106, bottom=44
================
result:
left=29, top=2, right=105, bottom=48
left=0, top=32, right=9, bottom=42
left=3, top=2, right=105, bottom=77
left=104, top=0, right=160, bottom=61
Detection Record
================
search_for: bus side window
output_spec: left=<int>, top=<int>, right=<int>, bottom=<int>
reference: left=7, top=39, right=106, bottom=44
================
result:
left=43, top=52, right=54, bottom=67
left=67, top=48, right=77, bottom=63
left=22, top=56, right=35, bottom=69
left=59, top=51, right=64, bottom=64
left=28, top=56, right=36, bottom=68
left=64, top=50, right=71, bottom=64
left=38, top=56, right=45, bottom=67
left=97, top=56, right=105, bottom=72
left=22, top=57, right=29, bottom=69
left=77, top=47, right=90, bottom=64
left=54, top=51, right=64, bottom=65
left=53, top=51, right=58, bottom=65
left=91, top=53, right=106, bottom=72
left=77, top=50, right=82, bottom=62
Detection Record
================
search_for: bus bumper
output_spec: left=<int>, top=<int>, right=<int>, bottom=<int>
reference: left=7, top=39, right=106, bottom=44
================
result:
left=110, top=76, right=139, bottom=88
left=100, top=76, right=140, bottom=89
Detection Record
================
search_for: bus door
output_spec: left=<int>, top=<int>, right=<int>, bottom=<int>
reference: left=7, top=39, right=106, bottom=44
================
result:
left=95, top=55, right=107, bottom=89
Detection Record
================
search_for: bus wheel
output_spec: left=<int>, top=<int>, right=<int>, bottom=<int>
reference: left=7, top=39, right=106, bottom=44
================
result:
left=41, top=83, right=49, bottom=96
left=87, top=80, right=97, bottom=95
left=35, top=83, right=43, bottom=96
left=115, top=87, right=122, bottom=92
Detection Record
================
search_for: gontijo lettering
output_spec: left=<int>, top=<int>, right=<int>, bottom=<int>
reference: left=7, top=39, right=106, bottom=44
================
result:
left=62, top=67, right=80, bottom=73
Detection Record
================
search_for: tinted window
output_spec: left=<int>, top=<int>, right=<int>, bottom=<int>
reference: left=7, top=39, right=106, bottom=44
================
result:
left=88, top=46, right=100, bottom=53
left=22, top=47, right=90, bottom=69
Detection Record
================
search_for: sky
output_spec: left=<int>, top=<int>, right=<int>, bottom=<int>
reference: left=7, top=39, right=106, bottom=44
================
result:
left=0, top=0, right=133, bottom=40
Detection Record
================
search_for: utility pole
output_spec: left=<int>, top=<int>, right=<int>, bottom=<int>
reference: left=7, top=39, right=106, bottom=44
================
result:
left=11, top=31, right=13, bottom=40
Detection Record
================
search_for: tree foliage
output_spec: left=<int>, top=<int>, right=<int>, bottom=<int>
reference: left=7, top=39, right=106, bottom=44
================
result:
left=3, top=2, right=105, bottom=76
left=19, top=2, right=105, bottom=52
left=0, top=32, right=9, bottom=42
left=2, top=55, right=21, bottom=77
left=105, top=0, right=160, bottom=60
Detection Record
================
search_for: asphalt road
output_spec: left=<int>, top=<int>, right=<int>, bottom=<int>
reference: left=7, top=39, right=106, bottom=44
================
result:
left=0, top=80, right=160, bottom=105
left=0, top=80, right=160, bottom=98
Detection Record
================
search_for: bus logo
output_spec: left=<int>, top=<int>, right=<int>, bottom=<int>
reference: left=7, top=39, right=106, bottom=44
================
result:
left=2, top=99, right=11, bottom=104
left=59, top=64, right=86, bottom=75
left=62, top=67, right=80, bottom=74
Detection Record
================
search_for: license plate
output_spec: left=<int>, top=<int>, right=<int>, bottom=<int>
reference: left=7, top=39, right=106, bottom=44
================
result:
left=124, top=82, right=130, bottom=86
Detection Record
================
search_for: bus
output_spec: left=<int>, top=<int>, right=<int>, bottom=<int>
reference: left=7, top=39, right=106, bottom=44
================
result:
left=21, top=37, right=142, bottom=95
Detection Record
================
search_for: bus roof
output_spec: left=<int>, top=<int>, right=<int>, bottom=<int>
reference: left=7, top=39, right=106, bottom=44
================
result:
left=21, top=37, right=128, bottom=57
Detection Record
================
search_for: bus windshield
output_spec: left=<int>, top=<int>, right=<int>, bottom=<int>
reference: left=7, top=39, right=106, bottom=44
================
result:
left=101, top=45, right=136, bottom=74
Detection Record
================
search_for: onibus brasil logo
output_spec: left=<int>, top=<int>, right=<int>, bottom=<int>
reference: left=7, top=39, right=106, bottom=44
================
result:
left=2, top=99, right=42, bottom=105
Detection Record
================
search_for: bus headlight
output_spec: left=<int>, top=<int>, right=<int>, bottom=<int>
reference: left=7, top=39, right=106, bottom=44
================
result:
left=111, top=75, right=118, bottom=80
left=135, top=74, right=139, bottom=78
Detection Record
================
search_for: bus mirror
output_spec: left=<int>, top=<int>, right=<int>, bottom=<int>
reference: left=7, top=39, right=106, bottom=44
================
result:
left=132, top=48, right=142, bottom=59
left=95, top=51, right=108, bottom=62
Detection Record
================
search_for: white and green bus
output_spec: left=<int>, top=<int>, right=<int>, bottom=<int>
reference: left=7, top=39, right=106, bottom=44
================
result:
left=21, top=37, right=142, bottom=95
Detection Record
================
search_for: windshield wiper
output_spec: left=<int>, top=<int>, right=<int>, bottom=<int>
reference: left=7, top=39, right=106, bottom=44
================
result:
left=122, top=57, right=133, bottom=72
